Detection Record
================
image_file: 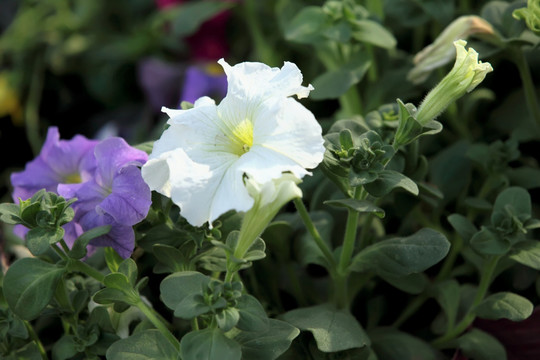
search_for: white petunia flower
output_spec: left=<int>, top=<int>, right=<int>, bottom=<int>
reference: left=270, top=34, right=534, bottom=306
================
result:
left=142, top=59, right=324, bottom=227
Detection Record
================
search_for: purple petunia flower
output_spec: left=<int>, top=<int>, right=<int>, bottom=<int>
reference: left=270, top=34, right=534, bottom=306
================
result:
left=11, top=127, right=98, bottom=202
left=180, top=63, right=228, bottom=104
left=58, top=137, right=151, bottom=258
left=11, top=127, right=151, bottom=258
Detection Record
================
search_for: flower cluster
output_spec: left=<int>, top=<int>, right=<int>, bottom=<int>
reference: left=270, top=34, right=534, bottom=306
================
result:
left=11, top=127, right=151, bottom=258
left=142, top=59, right=325, bottom=227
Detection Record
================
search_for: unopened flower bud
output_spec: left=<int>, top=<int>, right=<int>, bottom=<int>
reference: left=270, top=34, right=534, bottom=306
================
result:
left=416, top=40, right=493, bottom=125
left=408, top=16, right=495, bottom=84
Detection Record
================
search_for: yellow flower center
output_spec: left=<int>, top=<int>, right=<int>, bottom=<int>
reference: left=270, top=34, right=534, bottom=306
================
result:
left=228, top=119, right=254, bottom=156
left=64, top=173, right=82, bottom=184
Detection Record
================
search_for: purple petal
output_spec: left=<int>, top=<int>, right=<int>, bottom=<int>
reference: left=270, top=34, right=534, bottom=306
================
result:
left=59, top=179, right=107, bottom=216
left=181, top=65, right=227, bottom=104
left=13, top=224, right=29, bottom=239
left=40, top=127, right=98, bottom=180
left=97, top=166, right=151, bottom=225
left=94, top=138, right=148, bottom=187
left=79, top=212, right=135, bottom=259
left=137, top=57, right=183, bottom=112
left=11, top=156, right=60, bottom=201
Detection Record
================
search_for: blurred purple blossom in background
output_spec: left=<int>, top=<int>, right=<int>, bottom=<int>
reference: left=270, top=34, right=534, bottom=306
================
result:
left=181, top=63, right=227, bottom=104
left=11, top=127, right=151, bottom=258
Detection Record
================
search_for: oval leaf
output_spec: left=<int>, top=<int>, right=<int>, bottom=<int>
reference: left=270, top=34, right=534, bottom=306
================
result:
left=508, top=240, right=540, bottom=270
left=475, top=292, right=534, bottom=321
left=281, top=303, right=370, bottom=352
left=350, top=228, right=450, bottom=277
left=106, top=329, right=178, bottom=360
left=3, top=258, right=65, bottom=320
left=180, top=328, right=241, bottom=360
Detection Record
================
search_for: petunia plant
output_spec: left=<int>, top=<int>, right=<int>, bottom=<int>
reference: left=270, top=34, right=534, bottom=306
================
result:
left=1, top=1, right=540, bottom=360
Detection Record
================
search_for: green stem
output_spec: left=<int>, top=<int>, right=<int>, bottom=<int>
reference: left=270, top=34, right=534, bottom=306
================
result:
left=339, top=85, right=363, bottom=116
left=432, top=255, right=500, bottom=347
left=51, top=243, right=68, bottom=261
left=510, top=47, right=540, bottom=129
left=434, top=234, right=463, bottom=282
left=337, top=188, right=365, bottom=274
left=293, top=198, right=337, bottom=270
left=67, top=259, right=105, bottom=284
left=243, top=0, right=278, bottom=66
left=25, top=56, right=45, bottom=156
left=135, top=298, right=180, bottom=351
left=24, top=320, right=48, bottom=360
left=392, top=293, right=429, bottom=328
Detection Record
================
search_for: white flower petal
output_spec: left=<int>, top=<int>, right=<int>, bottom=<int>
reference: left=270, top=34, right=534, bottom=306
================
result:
left=169, top=156, right=253, bottom=227
left=218, top=58, right=313, bottom=100
left=238, top=145, right=310, bottom=184
left=253, top=97, right=324, bottom=169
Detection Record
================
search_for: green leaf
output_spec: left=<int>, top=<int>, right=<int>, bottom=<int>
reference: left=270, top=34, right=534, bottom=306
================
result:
left=106, top=329, right=179, bottom=360
left=431, top=280, right=460, bottom=332
left=160, top=271, right=210, bottom=315
left=281, top=303, right=370, bottom=352
left=3, top=258, right=65, bottom=320
left=52, top=334, right=78, bottom=360
left=283, top=6, right=327, bottom=44
left=457, top=328, right=507, bottom=360
left=69, top=225, right=111, bottom=259
left=324, top=199, right=385, bottom=218
left=233, top=319, right=299, bottom=360
left=364, top=170, right=419, bottom=197
left=310, top=53, right=371, bottom=100
left=379, top=272, right=428, bottom=294
left=0, top=203, right=22, bottom=224
left=152, top=244, right=188, bottom=273
left=492, top=186, right=531, bottom=224
left=92, top=288, right=130, bottom=306
left=508, top=240, right=540, bottom=270
left=470, top=227, right=510, bottom=255
left=216, top=307, right=240, bottom=332
left=134, top=141, right=154, bottom=155
left=351, top=19, right=397, bottom=49
left=429, top=140, right=472, bottom=204
left=180, top=328, right=241, bottom=360
left=350, top=228, right=450, bottom=277
left=475, top=292, right=533, bottom=321
left=236, top=294, right=269, bottom=332
left=447, top=214, right=478, bottom=242
left=507, top=167, right=540, bottom=189
left=105, top=247, right=124, bottom=273
left=118, top=258, right=138, bottom=286
left=369, top=327, right=440, bottom=360
left=26, top=227, right=64, bottom=256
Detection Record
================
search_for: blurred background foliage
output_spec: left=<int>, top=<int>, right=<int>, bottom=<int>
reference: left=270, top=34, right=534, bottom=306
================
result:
left=0, top=0, right=539, bottom=220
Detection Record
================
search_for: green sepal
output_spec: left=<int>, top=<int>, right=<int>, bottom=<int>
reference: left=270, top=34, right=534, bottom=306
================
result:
left=393, top=99, right=442, bottom=148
